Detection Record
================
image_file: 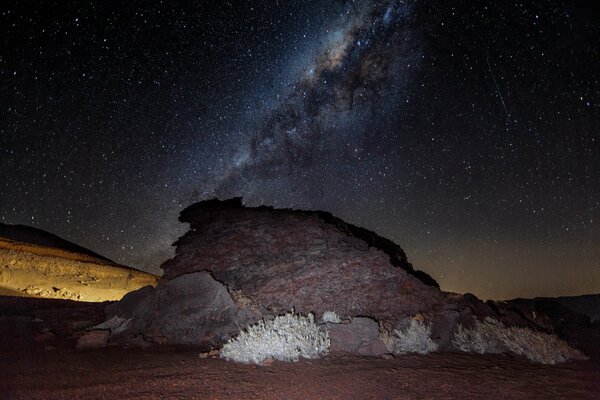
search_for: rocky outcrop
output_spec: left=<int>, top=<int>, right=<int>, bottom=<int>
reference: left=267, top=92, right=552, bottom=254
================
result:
left=161, top=198, right=445, bottom=322
left=103, top=198, right=460, bottom=350
left=554, top=294, right=600, bottom=323
left=102, top=198, right=594, bottom=358
left=105, top=272, right=263, bottom=350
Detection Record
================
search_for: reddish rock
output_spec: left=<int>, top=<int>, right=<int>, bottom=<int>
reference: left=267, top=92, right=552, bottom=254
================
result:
left=430, top=307, right=461, bottom=350
left=34, top=330, right=56, bottom=342
left=76, top=329, right=109, bottom=349
left=327, top=317, right=388, bottom=356
left=104, top=198, right=584, bottom=355
left=161, top=198, right=447, bottom=325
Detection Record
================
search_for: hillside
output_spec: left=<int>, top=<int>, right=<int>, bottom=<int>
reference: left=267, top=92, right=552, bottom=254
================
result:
left=0, top=226, right=157, bottom=302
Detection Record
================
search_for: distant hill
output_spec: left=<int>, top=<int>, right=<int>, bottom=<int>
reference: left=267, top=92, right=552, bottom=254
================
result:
left=500, top=293, right=600, bottom=360
left=0, top=223, right=114, bottom=264
left=0, top=224, right=157, bottom=302
left=554, top=294, right=600, bottom=323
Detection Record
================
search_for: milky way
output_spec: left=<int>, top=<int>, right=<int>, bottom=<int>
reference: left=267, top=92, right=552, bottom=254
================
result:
left=208, top=0, right=420, bottom=203
left=1, top=0, right=598, bottom=299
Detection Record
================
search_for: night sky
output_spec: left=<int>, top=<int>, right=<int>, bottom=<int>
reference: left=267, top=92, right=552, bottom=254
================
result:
left=1, top=0, right=598, bottom=300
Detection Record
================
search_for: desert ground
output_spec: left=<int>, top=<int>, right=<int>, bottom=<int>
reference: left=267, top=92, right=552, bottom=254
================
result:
left=1, top=346, right=599, bottom=400
left=0, top=296, right=598, bottom=400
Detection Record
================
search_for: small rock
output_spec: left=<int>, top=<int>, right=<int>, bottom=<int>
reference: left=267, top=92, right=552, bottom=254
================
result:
left=328, top=317, right=388, bottom=356
left=208, top=349, right=220, bottom=357
left=199, top=352, right=209, bottom=359
left=34, top=331, right=56, bottom=342
left=381, top=353, right=394, bottom=360
left=259, top=357, right=274, bottom=366
left=76, top=329, right=109, bottom=349
left=151, top=336, right=168, bottom=345
left=71, top=319, right=95, bottom=331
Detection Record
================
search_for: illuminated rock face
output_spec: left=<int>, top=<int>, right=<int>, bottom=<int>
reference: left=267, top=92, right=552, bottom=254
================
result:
left=0, top=237, right=157, bottom=302
left=162, top=198, right=444, bottom=321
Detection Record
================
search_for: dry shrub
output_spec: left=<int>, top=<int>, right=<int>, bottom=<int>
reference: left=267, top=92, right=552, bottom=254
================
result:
left=382, top=319, right=439, bottom=355
left=322, top=310, right=342, bottom=323
left=220, top=311, right=330, bottom=364
left=452, top=317, right=587, bottom=364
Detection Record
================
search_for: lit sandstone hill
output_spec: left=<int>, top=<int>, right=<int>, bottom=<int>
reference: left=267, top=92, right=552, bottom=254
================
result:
left=0, top=224, right=158, bottom=302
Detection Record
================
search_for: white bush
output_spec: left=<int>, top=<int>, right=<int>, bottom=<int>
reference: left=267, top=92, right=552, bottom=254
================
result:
left=452, top=317, right=504, bottom=354
left=452, top=317, right=587, bottom=364
left=322, top=310, right=342, bottom=324
left=383, top=319, right=439, bottom=354
left=220, top=311, right=330, bottom=364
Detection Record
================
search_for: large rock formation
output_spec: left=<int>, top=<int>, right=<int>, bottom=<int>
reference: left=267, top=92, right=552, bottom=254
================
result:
left=162, top=198, right=445, bottom=320
left=105, top=198, right=593, bottom=358
left=106, top=272, right=261, bottom=349
left=107, top=198, right=461, bottom=350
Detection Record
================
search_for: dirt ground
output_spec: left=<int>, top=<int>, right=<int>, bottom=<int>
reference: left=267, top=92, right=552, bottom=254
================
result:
left=1, top=296, right=598, bottom=399
left=1, top=346, right=598, bottom=400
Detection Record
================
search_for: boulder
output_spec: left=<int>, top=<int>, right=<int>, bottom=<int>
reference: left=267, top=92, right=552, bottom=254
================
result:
left=34, top=330, right=56, bottom=342
left=430, top=308, right=461, bottom=350
left=76, top=329, right=109, bottom=349
left=327, top=317, right=388, bottom=356
left=105, top=271, right=263, bottom=349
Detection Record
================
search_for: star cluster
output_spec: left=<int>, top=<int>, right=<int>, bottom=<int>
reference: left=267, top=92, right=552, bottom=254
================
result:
left=1, top=0, right=598, bottom=299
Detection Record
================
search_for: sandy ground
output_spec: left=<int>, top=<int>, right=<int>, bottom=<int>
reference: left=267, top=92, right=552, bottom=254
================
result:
left=0, top=346, right=598, bottom=400
left=1, top=295, right=598, bottom=400
left=0, top=238, right=157, bottom=301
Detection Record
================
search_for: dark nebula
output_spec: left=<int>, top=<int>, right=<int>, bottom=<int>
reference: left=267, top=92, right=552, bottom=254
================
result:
left=1, top=0, right=598, bottom=299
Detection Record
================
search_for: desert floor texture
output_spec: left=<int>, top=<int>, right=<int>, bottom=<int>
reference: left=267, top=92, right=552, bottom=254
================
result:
left=1, top=346, right=599, bottom=400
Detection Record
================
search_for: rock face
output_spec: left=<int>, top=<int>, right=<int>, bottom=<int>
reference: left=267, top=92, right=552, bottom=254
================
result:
left=105, top=198, right=594, bottom=358
left=326, top=317, right=389, bottom=356
left=105, top=198, right=455, bottom=350
left=106, top=272, right=263, bottom=349
left=162, top=198, right=445, bottom=322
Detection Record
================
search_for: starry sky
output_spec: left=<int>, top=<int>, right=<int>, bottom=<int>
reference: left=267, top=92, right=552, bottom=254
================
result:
left=1, top=0, right=598, bottom=300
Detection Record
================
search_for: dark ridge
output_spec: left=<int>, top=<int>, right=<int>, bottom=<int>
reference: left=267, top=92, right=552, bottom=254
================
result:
left=180, top=197, right=439, bottom=288
left=507, top=294, right=600, bottom=325
left=0, top=295, right=112, bottom=316
left=0, top=223, right=115, bottom=264
left=553, top=294, right=600, bottom=323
